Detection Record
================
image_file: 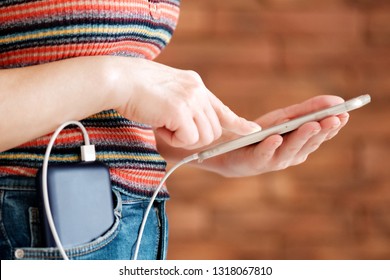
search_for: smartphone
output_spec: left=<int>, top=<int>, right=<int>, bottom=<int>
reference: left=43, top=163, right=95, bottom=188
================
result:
left=197, top=94, right=371, bottom=161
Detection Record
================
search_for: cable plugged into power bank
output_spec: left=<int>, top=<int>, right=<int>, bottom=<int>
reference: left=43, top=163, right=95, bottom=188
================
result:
left=42, top=121, right=198, bottom=261
left=41, top=121, right=96, bottom=260
left=43, top=118, right=272, bottom=260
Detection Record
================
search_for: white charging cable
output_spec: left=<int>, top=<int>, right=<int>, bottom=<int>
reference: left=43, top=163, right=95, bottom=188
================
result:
left=132, top=153, right=198, bottom=260
left=41, top=121, right=96, bottom=260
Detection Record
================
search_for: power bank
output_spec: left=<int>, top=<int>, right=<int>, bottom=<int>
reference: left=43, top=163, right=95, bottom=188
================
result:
left=37, top=161, right=114, bottom=248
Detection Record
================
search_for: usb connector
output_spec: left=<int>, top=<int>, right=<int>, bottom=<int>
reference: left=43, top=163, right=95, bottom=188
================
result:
left=81, top=144, right=96, bottom=162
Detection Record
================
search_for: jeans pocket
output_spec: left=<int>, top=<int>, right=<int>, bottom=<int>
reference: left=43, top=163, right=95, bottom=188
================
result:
left=12, top=190, right=122, bottom=260
left=1, top=188, right=168, bottom=260
left=118, top=193, right=168, bottom=260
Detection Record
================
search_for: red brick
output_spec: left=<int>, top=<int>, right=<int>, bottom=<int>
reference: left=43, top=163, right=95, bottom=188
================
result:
left=167, top=201, right=211, bottom=239
left=158, top=38, right=276, bottom=69
left=361, top=140, right=390, bottom=179
left=258, top=10, right=363, bottom=36
left=366, top=11, right=390, bottom=46
left=257, top=0, right=348, bottom=10
left=344, top=0, right=390, bottom=9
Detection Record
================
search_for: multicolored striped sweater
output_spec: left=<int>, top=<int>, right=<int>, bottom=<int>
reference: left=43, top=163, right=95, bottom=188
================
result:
left=0, top=0, right=180, bottom=199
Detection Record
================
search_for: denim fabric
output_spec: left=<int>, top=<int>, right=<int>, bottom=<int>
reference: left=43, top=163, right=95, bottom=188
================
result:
left=0, top=184, right=168, bottom=260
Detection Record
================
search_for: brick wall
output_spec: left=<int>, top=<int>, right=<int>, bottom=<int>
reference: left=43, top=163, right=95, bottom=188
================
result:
left=156, top=0, right=390, bottom=259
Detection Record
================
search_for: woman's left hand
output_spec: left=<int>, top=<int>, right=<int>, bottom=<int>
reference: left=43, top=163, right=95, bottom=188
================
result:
left=202, top=95, right=350, bottom=177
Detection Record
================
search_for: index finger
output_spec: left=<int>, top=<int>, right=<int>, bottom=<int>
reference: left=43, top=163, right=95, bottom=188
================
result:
left=207, top=90, right=261, bottom=135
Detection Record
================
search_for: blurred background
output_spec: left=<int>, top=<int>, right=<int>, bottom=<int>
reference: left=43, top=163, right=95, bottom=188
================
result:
left=156, top=0, right=390, bottom=259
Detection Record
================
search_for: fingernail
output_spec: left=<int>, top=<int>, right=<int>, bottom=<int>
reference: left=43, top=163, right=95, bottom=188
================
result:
left=310, top=129, right=321, bottom=136
left=273, top=139, right=283, bottom=148
left=332, top=119, right=341, bottom=129
left=249, top=122, right=262, bottom=132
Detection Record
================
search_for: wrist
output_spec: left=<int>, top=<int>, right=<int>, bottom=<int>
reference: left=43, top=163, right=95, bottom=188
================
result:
left=94, top=56, right=130, bottom=112
left=99, top=56, right=148, bottom=117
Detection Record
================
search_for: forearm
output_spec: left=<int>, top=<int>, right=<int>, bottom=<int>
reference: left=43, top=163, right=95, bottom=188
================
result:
left=0, top=56, right=124, bottom=152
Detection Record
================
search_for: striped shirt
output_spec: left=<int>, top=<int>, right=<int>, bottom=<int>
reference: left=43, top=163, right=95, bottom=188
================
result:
left=0, top=0, right=180, bottom=199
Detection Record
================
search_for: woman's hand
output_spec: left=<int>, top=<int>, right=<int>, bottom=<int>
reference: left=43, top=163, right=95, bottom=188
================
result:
left=0, top=56, right=259, bottom=152
left=202, top=95, right=350, bottom=177
left=114, top=58, right=260, bottom=149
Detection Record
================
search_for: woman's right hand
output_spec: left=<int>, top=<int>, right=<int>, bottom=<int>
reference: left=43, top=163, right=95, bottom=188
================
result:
left=0, top=56, right=259, bottom=152
left=113, top=58, right=260, bottom=150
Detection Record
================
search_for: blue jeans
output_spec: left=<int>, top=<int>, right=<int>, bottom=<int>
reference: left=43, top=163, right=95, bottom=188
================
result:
left=0, top=185, right=168, bottom=260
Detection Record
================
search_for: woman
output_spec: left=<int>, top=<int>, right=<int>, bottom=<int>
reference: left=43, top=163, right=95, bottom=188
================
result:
left=0, top=0, right=348, bottom=260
